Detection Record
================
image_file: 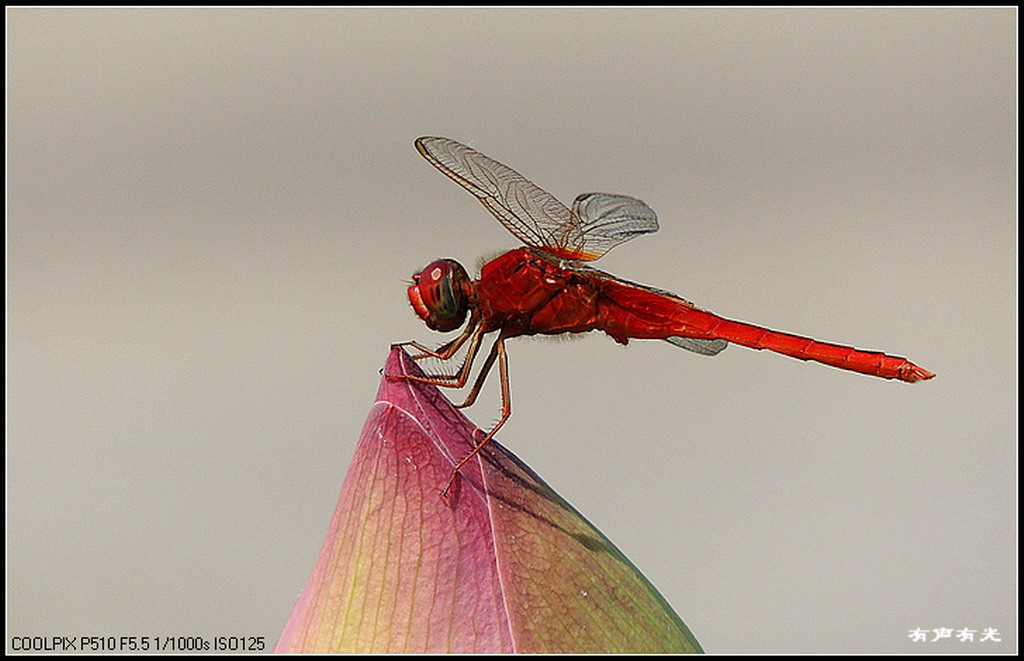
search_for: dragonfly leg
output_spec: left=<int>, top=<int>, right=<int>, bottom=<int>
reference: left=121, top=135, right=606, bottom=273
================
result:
left=454, top=334, right=501, bottom=409
left=442, top=334, right=511, bottom=498
left=393, top=314, right=479, bottom=361
left=389, top=321, right=486, bottom=389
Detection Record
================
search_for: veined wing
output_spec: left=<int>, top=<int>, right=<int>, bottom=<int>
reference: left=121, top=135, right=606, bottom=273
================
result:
left=416, top=137, right=658, bottom=261
left=665, top=336, right=729, bottom=356
left=571, top=192, right=659, bottom=261
left=416, top=137, right=584, bottom=258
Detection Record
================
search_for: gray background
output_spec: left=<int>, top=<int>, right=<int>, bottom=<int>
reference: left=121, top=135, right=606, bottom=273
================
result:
left=7, top=8, right=1015, bottom=654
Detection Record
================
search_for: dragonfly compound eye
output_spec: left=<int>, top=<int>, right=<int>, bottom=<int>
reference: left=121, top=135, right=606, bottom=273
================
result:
left=408, top=259, right=469, bottom=332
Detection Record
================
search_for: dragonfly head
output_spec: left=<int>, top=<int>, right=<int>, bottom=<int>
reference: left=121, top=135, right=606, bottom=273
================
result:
left=408, top=259, right=471, bottom=332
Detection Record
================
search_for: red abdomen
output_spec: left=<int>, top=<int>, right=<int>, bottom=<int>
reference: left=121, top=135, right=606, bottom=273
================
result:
left=473, top=249, right=934, bottom=383
left=597, top=279, right=934, bottom=382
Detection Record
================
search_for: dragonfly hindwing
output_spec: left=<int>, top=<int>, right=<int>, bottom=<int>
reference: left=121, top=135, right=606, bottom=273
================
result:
left=572, top=193, right=659, bottom=239
left=665, top=336, right=729, bottom=356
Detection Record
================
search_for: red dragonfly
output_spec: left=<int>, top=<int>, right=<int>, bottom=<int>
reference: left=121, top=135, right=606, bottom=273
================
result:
left=398, top=136, right=935, bottom=495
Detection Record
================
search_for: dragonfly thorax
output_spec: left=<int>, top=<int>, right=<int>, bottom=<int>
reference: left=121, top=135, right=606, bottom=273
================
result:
left=408, top=259, right=472, bottom=332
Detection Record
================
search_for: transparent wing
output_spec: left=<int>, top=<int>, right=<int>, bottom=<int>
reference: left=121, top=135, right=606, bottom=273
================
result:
left=570, top=193, right=659, bottom=260
left=664, top=336, right=729, bottom=356
left=416, top=137, right=585, bottom=258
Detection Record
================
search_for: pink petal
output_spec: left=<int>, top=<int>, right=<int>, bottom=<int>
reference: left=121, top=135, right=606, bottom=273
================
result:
left=276, top=347, right=702, bottom=653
